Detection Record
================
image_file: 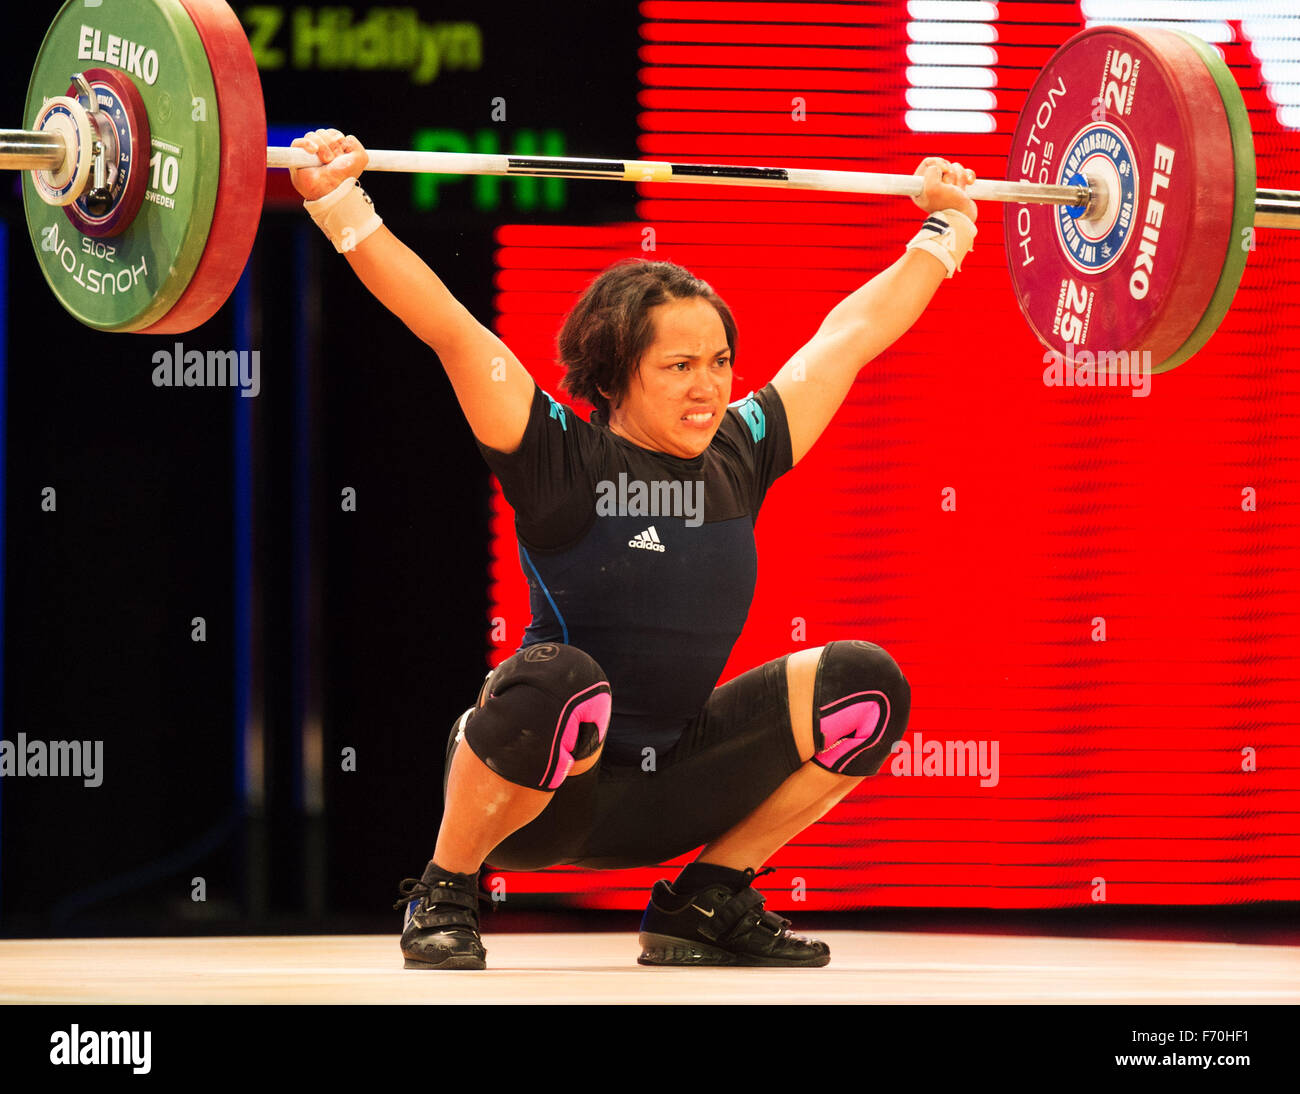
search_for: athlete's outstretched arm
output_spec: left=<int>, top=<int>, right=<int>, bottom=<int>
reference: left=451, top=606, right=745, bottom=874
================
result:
left=771, top=157, right=977, bottom=466
left=290, top=129, right=535, bottom=454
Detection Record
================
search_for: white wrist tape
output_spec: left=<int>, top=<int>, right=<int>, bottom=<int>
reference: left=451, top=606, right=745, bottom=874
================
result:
left=905, top=208, right=976, bottom=278
left=304, top=177, right=383, bottom=253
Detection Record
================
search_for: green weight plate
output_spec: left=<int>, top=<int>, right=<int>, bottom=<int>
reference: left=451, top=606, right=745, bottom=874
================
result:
left=1157, top=30, right=1256, bottom=374
left=23, top=0, right=222, bottom=331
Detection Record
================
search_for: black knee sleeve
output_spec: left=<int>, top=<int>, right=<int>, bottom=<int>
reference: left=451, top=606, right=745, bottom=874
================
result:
left=462, top=643, right=612, bottom=790
left=811, top=640, right=911, bottom=776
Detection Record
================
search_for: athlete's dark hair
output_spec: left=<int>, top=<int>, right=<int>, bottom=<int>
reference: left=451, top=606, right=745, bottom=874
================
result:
left=558, top=259, right=737, bottom=422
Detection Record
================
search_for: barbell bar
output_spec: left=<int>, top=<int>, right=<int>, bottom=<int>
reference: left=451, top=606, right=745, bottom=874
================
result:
left=7, top=0, right=1298, bottom=373
left=3, top=134, right=1294, bottom=227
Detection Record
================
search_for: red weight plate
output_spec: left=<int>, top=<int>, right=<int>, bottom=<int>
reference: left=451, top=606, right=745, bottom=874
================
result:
left=64, top=68, right=151, bottom=238
left=140, top=0, right=265, bottom=335
left=1004, top=27, right=1236, bottom=373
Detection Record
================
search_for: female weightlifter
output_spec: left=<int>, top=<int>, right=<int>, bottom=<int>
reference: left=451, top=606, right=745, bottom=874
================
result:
left=290, top=129, right=977, bottom=969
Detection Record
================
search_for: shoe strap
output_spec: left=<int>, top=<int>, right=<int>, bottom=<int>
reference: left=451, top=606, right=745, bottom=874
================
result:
left=704, top=886, right=766, bottom=943
left=410, top=905, right=480, bottom=931
left=392, top=877, right=480, bottom=913
left=756, top=907, right=793, bottom=935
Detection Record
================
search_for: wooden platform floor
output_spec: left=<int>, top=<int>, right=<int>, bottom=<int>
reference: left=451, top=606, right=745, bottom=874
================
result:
left=3, top=931, right=1298, bottom=1004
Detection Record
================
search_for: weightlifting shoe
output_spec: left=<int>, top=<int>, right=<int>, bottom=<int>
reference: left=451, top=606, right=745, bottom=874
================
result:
left=393, top=861, right=487, bottom=970
left=638, top=866, right=830, bottom=967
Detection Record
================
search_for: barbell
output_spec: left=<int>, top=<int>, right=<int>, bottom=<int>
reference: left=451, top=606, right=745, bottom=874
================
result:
left=6, top=0, right=1299, bottom=372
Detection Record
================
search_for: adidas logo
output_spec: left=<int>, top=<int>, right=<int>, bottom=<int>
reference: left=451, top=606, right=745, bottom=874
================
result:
left=628, top=526, right=666, bottom=552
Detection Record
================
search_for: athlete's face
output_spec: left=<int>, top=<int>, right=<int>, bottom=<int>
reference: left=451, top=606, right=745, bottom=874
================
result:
left=607, top=296, right=733, bottom=459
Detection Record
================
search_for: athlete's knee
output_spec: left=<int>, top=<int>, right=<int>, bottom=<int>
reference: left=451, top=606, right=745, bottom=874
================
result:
left=810, top=640, right=911, bottom=777
left=462, top=643, right=612, bottom=791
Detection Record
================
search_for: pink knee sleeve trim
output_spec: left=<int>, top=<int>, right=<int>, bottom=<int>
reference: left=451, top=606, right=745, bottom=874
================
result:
left=543, top=685, right=612, bottom=790
left=815, top=691, right=889, bottom=773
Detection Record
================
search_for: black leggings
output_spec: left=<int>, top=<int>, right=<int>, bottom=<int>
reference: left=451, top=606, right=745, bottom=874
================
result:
left=469, top=655, right=803, bottom=870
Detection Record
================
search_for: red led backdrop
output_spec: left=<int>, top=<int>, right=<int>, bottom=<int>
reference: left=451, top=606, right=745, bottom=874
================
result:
left=484, top=0, right=1300, bottom=909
